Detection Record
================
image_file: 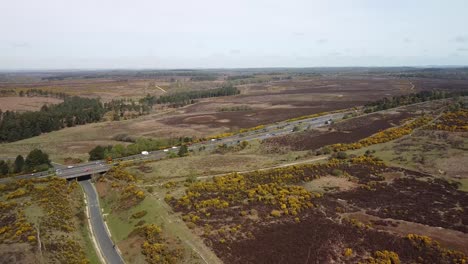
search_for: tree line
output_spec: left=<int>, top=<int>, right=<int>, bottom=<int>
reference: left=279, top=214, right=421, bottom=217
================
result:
left=18, top=88, right=69, bottom=99
left=0, top=88, right=69, bottom=99
left=140, top=85, right=240, bottom=107
left=104, top=99, right=152, bottom=121
left=0, top=149, right=51, bottom=176
left=88, top=136, right=193, bottom=160
left=364, top=90, right=468, bottom=113
left=105, top=86, right=239, bottom=120
left=391, top=68, right=468, bottom=80
left=0, top=96, right=105, bottom=142
left=0, top=89, right=16, bottom=97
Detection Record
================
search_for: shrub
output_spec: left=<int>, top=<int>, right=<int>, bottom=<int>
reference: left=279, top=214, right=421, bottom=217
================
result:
left=131, top=210, right=148, bottom=219
left=331, top=169, right=343, bottom=176
left=336, top=151, right=348, bottom=159
left=364, top=250, right=400, bottom=264
left=343, top=248, right=353, bottom=257
left=270, top=210, right=282, bottom=217
left=135, top=220, right=146, bottom=227
left=322, top=147, right=332, bottom=154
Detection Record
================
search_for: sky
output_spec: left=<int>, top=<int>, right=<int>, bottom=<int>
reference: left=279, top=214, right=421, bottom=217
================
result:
left=1, top=0, right=468, bottom=69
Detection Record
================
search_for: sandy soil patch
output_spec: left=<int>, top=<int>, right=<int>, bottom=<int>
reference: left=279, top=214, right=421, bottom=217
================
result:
left=304, top=176, right=358, bottom=193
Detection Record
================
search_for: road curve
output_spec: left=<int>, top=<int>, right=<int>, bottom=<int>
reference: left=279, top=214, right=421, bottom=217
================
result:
left=80, top=179, right=125, bottom=264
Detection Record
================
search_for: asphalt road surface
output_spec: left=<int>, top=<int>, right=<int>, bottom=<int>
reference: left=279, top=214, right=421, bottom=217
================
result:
left=80, top=179, right=125, bottom=264
left=1, top=111, right=347, bottom=182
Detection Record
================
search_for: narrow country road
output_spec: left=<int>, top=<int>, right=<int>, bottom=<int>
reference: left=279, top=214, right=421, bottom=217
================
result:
left=80, top=180, right=125, bottom=264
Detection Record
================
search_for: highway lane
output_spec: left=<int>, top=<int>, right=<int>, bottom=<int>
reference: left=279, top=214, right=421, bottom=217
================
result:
left=4, top=98, right=451, bottom=182
left=80, top=179, right=125, bottom=264
left=1, top=111, right=346, bottom=182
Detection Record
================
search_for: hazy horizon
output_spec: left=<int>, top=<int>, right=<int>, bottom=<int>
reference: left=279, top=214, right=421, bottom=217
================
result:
left=2, top=0, right=468, bottom=69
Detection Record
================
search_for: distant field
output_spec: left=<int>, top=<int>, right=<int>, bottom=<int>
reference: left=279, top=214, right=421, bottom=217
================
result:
left=0, top=74, right=466, bottom=163
left=161, top=77, right=416, bottom=129
left=0, top=96, right=62, bottom=111
left=0, top=77, right=224, bottom=102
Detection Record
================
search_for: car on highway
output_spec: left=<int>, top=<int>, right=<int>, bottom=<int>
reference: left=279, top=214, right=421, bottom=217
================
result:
left=163, top=149, right=169, bottom=152
left=67, top=165, right=74, bottom=169
left=141, top=151, right=149, bottom=155
left=172, top=146, right=177, bottom=149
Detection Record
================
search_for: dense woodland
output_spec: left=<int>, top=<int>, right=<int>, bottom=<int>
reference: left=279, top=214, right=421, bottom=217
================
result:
left=0, top=96, right=105, bottom=142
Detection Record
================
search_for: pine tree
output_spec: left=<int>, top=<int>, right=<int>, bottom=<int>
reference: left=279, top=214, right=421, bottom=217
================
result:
left=89, top=146, right=105, bottom=161
left=25, top=149, right=51, bottom=171
left=0, top=160, right=9, bottom=175
left=14, top=155, right=25, bottom=173
left=178, top=145, right=189, bottom=157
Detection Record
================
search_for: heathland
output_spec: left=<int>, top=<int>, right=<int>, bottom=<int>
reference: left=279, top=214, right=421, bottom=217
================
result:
left=0, top=68, right=467, bottom=263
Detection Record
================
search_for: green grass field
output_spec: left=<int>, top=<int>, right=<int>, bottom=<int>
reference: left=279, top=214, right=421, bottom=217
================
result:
left=99, top=183, right=221, bottom=264
left=79, top=223, right=101, bottom=264
left=348, top=129, right=467, bottom=180
left=127, top=141, right=308, bottom=184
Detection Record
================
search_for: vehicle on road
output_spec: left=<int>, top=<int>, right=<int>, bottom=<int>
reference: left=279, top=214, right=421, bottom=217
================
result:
left=172, top=146, right=177, bottom=149
left=67, top=165, right=74, bottom=169
left=163, top=149, right=169, bottom=152
left=141, top=151, right=149, bottom=155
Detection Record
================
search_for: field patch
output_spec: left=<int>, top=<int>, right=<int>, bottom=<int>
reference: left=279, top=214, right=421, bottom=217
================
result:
left=0, top=97, right=62, bottom=112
